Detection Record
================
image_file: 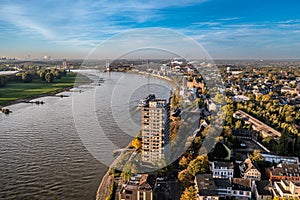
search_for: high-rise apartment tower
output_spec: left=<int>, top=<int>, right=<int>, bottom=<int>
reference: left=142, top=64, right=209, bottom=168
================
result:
left=141, top=96, right=170, bottom=163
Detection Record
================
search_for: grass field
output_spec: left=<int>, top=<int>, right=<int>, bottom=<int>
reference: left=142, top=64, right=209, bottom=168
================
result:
left=0, top=72, right=88, bottom=106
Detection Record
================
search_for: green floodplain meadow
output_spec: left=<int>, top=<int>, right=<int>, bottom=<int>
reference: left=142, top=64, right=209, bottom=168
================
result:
left=0, top=72, right=88, bottom=106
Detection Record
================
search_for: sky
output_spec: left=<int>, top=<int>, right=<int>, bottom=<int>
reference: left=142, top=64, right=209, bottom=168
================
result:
left=0, top=0, right=300, bottom=60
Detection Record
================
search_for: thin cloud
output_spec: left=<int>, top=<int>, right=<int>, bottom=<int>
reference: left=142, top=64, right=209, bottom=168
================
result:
left=0, top=4, right=55, bottom=40
left=218, top=17, right=240, bottom=21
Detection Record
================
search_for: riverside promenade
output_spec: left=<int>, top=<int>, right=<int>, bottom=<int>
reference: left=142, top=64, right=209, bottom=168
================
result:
left=96, top=170, right=114, bottom=200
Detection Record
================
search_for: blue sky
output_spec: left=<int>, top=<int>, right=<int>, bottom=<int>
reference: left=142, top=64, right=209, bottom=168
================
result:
left=0, top=0, right=300, bottom=59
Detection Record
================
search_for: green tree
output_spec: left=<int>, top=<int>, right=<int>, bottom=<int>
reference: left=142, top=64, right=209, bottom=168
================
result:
left=39, top=71, right=46, bottom=81
left=21, top=72, right=33, bottom=83
left=60, top=69, right=67, bottom=76
left=0, top=76, right=7, bottom=87
left=54, top=70, right=62, bottom=79
left=121, top=163, right=135, bottom=182
left=208, top=142, right=229, bottom=160
left=45, top=72, right=54, bottom=83
left=187, top=155, right=209, bottom=176
left=277, top=129, right=290, bottom=155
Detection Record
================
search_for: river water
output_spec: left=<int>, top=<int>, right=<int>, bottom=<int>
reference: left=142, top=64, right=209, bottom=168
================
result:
left=0, top=71, right=171, bottom=200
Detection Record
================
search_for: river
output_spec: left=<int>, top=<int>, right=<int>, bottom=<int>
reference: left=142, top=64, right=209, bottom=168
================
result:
left=0, top=70, right=171, bottom=200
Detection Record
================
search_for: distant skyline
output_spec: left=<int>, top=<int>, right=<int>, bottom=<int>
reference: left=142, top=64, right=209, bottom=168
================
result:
left=0, top=0, right=300, bottom=60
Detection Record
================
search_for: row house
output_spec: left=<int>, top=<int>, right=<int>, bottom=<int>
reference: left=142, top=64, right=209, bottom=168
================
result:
left=195, top=175, right=252, bottom=200
left=210, top=161, right=234, bottom=179
left=231, top=178, right=252, bottom=200
left=266, top=163, right=300, bottom=182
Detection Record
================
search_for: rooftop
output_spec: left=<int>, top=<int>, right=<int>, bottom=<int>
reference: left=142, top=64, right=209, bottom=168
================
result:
left=232, top=178, right=251, bottom=190
left=270, top=163, right=300, bottom=176
left=255, top=180, right=272, bottom=196
left=195, top=174, right=219, bottom=196
left=214, top=178, right=231, bottom=188
left=213, top=161, right=234, bottom=169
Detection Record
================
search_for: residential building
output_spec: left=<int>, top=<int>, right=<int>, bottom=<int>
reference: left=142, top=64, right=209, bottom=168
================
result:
left=252, top=180, right=272, bottom=200
left=187, top=77, right=205, bottom=92
left=231, top=178, right=252, bottom=200
left=194, top=174, right=219, bottom=200
left=141, top=97, right=170, bottom=163
left=240, top=158, right=261, bottom=181
left=261, top=153, right=299, bottom=165
left=214, top=179, right=232, bottom=198
left=119, top=174, right=155, bottom=200
left=271, top=180, right=300, bottom=199
left=210, top=161, right=234, bottom=179
left=266, top=163, right=300, bottom=182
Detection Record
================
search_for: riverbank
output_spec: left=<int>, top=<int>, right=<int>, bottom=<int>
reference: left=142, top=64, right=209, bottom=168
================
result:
left=95, top=71, right=172, bottom=200
left=127, top=69, right=174, bottom=84
left=96, top=169, right=114, bottom=200
left=0, top=72, right=90, bottom=107
left=96, top=139, right=135, bottom=200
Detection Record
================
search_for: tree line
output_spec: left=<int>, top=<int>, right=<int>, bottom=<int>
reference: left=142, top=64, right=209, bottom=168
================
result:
left=0, top=68, right=67, bottom=86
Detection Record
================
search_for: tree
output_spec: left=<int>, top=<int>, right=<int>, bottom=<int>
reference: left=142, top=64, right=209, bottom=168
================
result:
left=187, top=155, right=209, bottom=176
left=45, top=72, right=54, bottom=83
left=60, top=69, right=67, bottom=76
left=262, top=136, right=278, bottom=152
left=213, top=93, right=226, bottom=104
left=121, top=163, right=136, bottom=182
left=178, top=169, right=193, bottom=187
left=131, top=137, right=141, bottom=149
left=171, top=94, right=179, bottom=107
left=0, top=76, right=7, bottom=87
left=180, top=186, right=197, bottom=200
left=248, top=93, right=255, bottom=101
left=261, top=94, right=271, bottom=102
left=193, top=136, right=202, bottom=149
left=21, top=72, right=33, bottom=83
left=235, top=120, right=242, bottom=129
left=54, top=70, right=62, bottom=79
left=223, top=126, right=232, bottom=138
left=208, top=142, right=229, bottom=160
left=277, top=129, right=290, bottom=155
left=249, top=149, right=265, bottom=162
left=179, top=156, right=189, bottom=169
left=286, top=115, right=293, bottom=123
left=39, top=71, right=46, bottom=81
